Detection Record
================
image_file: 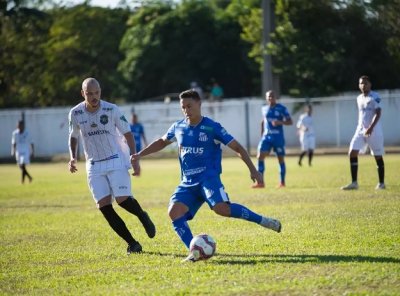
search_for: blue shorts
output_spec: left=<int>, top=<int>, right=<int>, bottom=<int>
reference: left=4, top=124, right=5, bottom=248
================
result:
left=170, top=177, right=230, bottom=220
left=257, top=135, right=286, bottom=156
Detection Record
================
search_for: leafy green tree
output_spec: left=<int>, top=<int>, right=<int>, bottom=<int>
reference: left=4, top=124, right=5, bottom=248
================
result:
left=42, top=4, right=129, bottom=106
left=119, top=0, right=259, bottom=101
left=0, top=1, right=51, bottom=107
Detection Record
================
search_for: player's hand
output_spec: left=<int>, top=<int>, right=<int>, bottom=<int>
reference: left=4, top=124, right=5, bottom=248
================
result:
left=271, top=120, right=280, bottom=127
left=68, top=159, right=78, bottom=173
left=131, top=154, right=141, bottom=176
left=250, top=171, right=263, bottom=185
left=364, top=126, right=373, bottom=137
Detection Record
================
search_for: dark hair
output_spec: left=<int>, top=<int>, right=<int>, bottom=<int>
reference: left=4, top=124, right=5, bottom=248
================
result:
left=179, top=89, right=201, bottom=101
left=359, top=75, right=370, bottom=82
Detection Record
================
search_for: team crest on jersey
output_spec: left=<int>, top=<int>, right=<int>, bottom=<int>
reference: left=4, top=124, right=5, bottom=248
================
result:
left=100, top=115, right=108, bottom=125
left=91, top=122, right=97, bottom=128
left=275, top=111, right=280, bottom=116
left=199, top=132, right=208, bottom=142
left=188, top=130, right=194, bottom=136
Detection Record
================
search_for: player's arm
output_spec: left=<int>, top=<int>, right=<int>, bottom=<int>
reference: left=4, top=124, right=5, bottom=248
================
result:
left=11, top=143, right=16, bottom=157
left=68, top=111, right=80, bottom=173
left=30, top=143, right=34, bottom=158
left=123, top=132, right=141, bottom=176
left=68, top=136, right=78, bottom=173
left=365, top=108, right=381, bottom=136
left=273, top=116, right=293, bottom=126
left=260, top=119, right=264, bottom=136
left=134, top=137, right=172, bottom=160
left=227, top=139, right=263, bottom=185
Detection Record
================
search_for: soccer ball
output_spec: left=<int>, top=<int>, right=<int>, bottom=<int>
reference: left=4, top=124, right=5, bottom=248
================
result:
left=189, top=234, right=216, bottom=260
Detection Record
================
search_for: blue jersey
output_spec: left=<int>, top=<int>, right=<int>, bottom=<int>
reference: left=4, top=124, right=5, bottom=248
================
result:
left=262, top=103, right=291, bottom=138
left=130, top=123, right=144, bottom=151
left=164, top=116, right=234, bottom=185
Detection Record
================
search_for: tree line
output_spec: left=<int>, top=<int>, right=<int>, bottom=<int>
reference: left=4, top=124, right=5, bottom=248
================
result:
left=1, top=0, right=398, bottom=108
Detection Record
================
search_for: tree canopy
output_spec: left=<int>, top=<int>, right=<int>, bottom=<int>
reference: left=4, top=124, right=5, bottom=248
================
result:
left=0, top=0, right=398, bottom=108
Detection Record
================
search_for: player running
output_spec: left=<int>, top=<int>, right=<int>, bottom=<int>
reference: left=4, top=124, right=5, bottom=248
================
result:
left=68, top=77, right=155, bottom=255
left=341, top=75, right=386, bottom=190
left=253, top=90, right=293, bottom=188
left=132, top=89, right=281, bottom=262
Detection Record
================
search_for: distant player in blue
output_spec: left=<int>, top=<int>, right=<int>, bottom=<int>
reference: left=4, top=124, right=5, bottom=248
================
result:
left=132, top=89, right=281, bottom=261
left=130, top=114, right=147, bottom=153
left=253, top=90, right=293, bottom=189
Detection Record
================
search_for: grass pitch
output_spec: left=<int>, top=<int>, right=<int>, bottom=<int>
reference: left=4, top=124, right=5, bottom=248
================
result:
left=0, top=155, right=399, bottom=295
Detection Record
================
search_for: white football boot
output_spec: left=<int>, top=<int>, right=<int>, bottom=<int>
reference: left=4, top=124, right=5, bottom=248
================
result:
left=260, top=217, right=282, bottom=233
left=341, top=182, right=359, bottom=190
left=375, top=183, right=386, bottom=190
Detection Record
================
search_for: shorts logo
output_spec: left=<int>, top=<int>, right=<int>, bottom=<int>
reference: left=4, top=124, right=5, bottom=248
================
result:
left=199, top=132, right=208, bottom=142
left=204, top=188, right=214, bottom=199
left=100, top=115, right=108, bottom=125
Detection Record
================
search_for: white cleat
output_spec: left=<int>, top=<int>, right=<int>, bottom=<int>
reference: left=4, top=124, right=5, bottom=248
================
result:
left=181, top=253, right=198, bottom=263
left=375, top=183, right=386, bottom=190
left=260, top=216, right=281, bottom=233
left=341, top=182, right=359, bottom=190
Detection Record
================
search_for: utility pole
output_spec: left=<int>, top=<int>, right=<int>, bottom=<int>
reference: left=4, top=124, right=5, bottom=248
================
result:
left=262, top=0, right=279, bottom=97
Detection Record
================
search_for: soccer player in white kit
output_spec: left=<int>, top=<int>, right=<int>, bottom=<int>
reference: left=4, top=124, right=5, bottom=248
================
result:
left=296, top=104, right=315, bottom=166
left=68, top=78, right=156, bottom=254
left=341, top=76, right=385, bottom=190
left=11, top=120, right=34, bottom=184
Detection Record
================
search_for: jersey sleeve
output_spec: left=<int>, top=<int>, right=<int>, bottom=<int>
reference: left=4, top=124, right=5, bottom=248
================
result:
left=114, top=106, right=131, bottom=135
left=296, top=115, right=303, bottom=128
left=68, top=110, right=80, bottom=138
left=213, top=122, right=234, bottom=145
left=11, top=131, right=16, bottom=145
left=282, top=105, right=292, bottom=120
left=372, top=92, right=382, bottom=109
left=162, top=122, right=177, bottom=142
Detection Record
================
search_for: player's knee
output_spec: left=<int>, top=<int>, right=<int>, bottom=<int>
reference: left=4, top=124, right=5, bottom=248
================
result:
left=97, top=195, right=112, bottom=209
left=213, top=203, right=230, bottom=217
left=168, top=202, right=188, bottom=220
left=115, top=196, right=129, bottom=204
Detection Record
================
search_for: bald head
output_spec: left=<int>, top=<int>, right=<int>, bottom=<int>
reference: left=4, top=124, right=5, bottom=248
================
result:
left=81, top=77, right=101, bottom=111
left=82, top=77, right=100, bottom=91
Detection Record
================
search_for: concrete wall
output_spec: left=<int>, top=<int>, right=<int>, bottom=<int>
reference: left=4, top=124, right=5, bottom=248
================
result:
left=1, top=90, right=399, bottom=158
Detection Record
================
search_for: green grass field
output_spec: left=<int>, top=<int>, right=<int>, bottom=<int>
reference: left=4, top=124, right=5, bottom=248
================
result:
left=1, top=155, right=399, bottom=295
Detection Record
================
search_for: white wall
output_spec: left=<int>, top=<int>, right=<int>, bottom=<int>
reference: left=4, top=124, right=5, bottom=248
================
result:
left=1, top=91, right=399, bottom=158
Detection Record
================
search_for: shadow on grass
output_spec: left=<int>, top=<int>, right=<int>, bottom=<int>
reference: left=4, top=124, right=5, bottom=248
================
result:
left=212, top=253, right=400, bottom=265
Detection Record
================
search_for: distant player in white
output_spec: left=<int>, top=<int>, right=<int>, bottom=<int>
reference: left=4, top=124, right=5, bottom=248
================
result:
left=11, top=120, right=34, bottom=184
left=341, top=75, right=385, bottom=190
left=296, top=104, right=315, bottom=166
left=68, top=77, right=155, bottom=254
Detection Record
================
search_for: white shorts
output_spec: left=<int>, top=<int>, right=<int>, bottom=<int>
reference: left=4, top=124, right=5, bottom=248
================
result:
left=87, top=169, right=132, bottom=203
left=15, top=151, right=30, bottom=165
left=299, top=134, right=316, bottom=151
left=349, top=129, right=384, bottom=156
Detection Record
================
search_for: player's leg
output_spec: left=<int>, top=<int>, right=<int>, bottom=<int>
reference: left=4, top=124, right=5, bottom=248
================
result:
left=169, top=185, right=203, bottom=249
left=307, top=136, right=315, bottom=166
left=368, top=131, right=385, bottom=189
left=298, top=151, right=306, bottom=166
left=298, top=135, right=306, bottom=166
left=341, top=132, right=363, bottom=190
left=110, top=170, right=156, bottom=238
left=89, top=173, right=142, bottom=254
left=21, top=164, right=32, bottom=183
left=253, top=138, right=270, bottom=188
left=204, top=179, right=281, bottom=232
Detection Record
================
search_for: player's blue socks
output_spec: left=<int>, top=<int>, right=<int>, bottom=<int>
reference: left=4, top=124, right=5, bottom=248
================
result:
left=230, top=203, right=262, bottom=224
left=279, top=162, right=286, bottom=184
left=172, top=215, right=193, bottom=249
left=257, top=160, right=265, bottom=174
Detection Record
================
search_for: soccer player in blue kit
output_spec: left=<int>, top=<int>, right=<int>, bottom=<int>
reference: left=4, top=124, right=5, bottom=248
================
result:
left=132, top=89, right=281, bottom=261
left=253, top=90, right=293, bottom=188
